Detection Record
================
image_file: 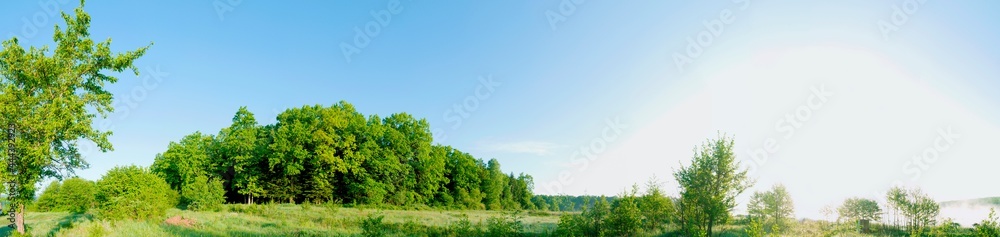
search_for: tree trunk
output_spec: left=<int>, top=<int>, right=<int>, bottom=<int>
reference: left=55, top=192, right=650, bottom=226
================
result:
left=707, top=219, right=713, bottom=237
left=15, top=204, right=24, bottom=234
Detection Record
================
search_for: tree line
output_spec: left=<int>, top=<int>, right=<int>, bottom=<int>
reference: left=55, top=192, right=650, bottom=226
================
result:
left=149, top=103, right=536, bottom=210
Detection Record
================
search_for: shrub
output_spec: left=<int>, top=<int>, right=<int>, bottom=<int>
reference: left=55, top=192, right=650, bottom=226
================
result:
left=360, top=213, right=386, bottom=237
left=60, top=177, right=97, bottom=214
left=448, top=215, right=479, bottom=236
left=607, top=190, right=643, bottom=236
left=181, top=175, right=226, bottom=211
left=34, top=181, right=63, bottom=212
left=976, top=208, right=1000, bottom=237
left=485, top=212, right=523, bottom=237
left=95, top=165, right=177, bottom=220
left=555, top=214, right=585, bottom=237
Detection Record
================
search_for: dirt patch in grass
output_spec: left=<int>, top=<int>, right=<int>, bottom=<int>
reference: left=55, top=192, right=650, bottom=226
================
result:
left=165, top=215, right=196, bottom=227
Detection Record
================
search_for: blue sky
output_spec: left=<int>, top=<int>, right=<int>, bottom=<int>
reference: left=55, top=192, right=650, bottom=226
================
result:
left=3, top=0, right=1000, bottom=222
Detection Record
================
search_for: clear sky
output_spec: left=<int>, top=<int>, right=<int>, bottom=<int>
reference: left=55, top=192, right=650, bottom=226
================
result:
left=2, top=0, right=999, bottom=223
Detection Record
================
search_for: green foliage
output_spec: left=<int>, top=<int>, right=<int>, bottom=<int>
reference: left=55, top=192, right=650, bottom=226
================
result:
left=555, top=190, right=659, bottom=237
left=838, top=197, right=882, bottom=223
left=931, top=218, right=962, bottom=237
left=638, top=177, right=675, bottom=231
left=95, top=166, right=177, bottom=220
left=747, top=217, right=765, bottom=237
left=447, top=214, right=478, bottom=236
left=219, top=107, right=265, bottom=204
left=673, top=133, right=752, bottom=236
left=485, top=212, right=524, bottom=237
left=607, top=187, right=643, bottom=236
left=360, top=213, right=386, bottom=237
left=145, top=102, right=533, bottom=211
left=975, top=208, right=1000, bottom=237
left=747, top=184, right=795, bottom=233
left=0, top=0, right=149, bottom=233
left=150, top=132, right=216, bottom=191
left=34, top=177, right=96, bottom=213
left=181, top=175, right=226, bottom=211
left=59, top=177, right=96, bottom=213
left=886, top=186, right=940, bottom=234
left=34, top=181, right=63, bottom=212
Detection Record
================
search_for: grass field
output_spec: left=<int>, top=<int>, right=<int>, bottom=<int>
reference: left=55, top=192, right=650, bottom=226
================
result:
left=0, top=204, right=562, bottom=236
left=0, top=204, right=985, bottom=236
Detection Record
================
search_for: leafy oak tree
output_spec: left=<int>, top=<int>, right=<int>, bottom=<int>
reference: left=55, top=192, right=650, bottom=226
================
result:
left=0, top=1, right=149, bottom=233
left=673, top=134, right=753, bottom=236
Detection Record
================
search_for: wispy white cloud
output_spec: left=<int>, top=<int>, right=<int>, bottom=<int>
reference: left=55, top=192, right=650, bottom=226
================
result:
left=480, top=141, right=560, bottom=156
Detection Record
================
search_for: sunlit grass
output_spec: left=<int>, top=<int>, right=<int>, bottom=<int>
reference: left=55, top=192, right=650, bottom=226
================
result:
left=1, top=204, right=562, bottom=236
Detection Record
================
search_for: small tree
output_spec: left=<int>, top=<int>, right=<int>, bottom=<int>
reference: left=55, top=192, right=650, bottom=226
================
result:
left=181, top=175, right=226, bottom=211
left=638, top=177, right=675, bottom=231
left=886, top=186, right=940, bottom=233
left=0, top=1, right=150, bottom=233
left=838, top=198, right=882, bottom=225
left=747, top=184, right=794, bottom=233
left=607, top=186, right=643, bottom=236
left=673, top=133, right=753, bottom=236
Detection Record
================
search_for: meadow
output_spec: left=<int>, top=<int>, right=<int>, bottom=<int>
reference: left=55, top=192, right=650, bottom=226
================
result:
left=5, top=204, right=990, bottom=236
left=1, top=204, right=565, bottom=237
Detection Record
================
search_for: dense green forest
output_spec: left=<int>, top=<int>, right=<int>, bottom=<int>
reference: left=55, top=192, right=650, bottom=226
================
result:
left=148, top=102, right=537, bottom=210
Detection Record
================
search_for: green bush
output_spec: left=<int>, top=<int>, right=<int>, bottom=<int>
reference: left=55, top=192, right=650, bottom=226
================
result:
left=34, top=181, right=63, bottom=212
left=555, top=214, right=585, bottom=237
left=485, top=212, right=524, bottom=237
left=60, top=177, right=97, bottom=213
left=360, top=213, right=386, bottom=237
left=33, top=177, right=96, bottom=213
left=447, top=214, right=479, bottom=236
left=95, top=165, right=178, bottom=220
left=607, top=192, right=643, bottom=236
left=976, top=208, right=1000, bottom=237
left=181, top=175, right=226, bottom=211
